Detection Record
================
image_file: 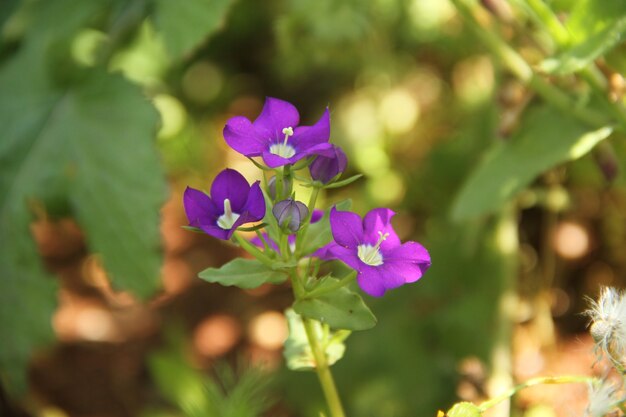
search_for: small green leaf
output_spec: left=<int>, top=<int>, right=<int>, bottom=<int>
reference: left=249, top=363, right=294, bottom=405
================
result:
left=293, top=279, right=377, bottom=331
left=283, top=309, right=350, bottom=371
left=446, top=402, right=482, bottom=417
left=323, top=174, right=363, bottom=189
left=152, top=0, right=233, bottom=59
left=451, top=107, right=612, bottom=220
left=301, top=199, right=351, bottom=255
left=199, top=258, right=287, bottom=289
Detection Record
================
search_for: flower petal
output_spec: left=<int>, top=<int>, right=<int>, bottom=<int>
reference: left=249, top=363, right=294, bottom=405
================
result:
left=183, top=186, right=218, bottom=227
left=329, top=245, right=361, bottom=270
left=383, top=242, right=431, bottom=283
left=357, top=266, right=386, bottom=297
left=210, top=169, right=250, bottom=212
left=292, top=108, right=330, bottom=148
left=253, top=97, right=300, bottom=139
left=363, top=208, right=401, bottom=249
left=198, top=224, right=231, bottom=240
left=261, top=150, right=301, bottom=168
left=223, top=116, right=267, bottom=156
left=244, top=181, right=266, bottom=220
left=329, top=207, right=364, bottom=248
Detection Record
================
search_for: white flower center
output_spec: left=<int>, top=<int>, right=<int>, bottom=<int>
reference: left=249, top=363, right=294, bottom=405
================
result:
left=357, top=231, right=389, bottom=266
left=269, top=127, right=296, bottom=158
left=216, top=198, right=241, bottom=230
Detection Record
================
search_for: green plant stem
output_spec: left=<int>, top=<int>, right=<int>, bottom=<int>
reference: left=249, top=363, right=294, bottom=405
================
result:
left=478, top=375, right=594, bottom=412
left=302, top=317, right=347, bottom=417
left=450, top=0, right=610, bottom=128
left=295, top=186, right=321, bottom=256
left=233, top=234, right=275, bottom=268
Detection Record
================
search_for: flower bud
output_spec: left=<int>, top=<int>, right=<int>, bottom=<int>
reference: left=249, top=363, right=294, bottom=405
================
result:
left=273, top=199, right=308, bottom=233
left=268, top=175, right=293, bottom=200
left=309, top=145, right=347, bottom=184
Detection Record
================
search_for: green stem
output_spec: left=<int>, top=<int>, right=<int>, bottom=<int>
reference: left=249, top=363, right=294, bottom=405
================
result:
left=478, top=375, right=594, bottom=412
left=450, top=0, right=610, bottom=128
left=233, top=234, right=275, bottom=268
left=306, top=271, right=357, bottom=299
left=295, top=186, right=321, bottom=256
left=302, top=318, right=347, bottom=417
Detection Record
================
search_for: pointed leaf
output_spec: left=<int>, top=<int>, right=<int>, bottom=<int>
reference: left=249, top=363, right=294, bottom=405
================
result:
left=451, top=107, right=612, bottom=220
left=293, top=280, right=377, bottom=331
left=199, top=258, right=287, bottom=289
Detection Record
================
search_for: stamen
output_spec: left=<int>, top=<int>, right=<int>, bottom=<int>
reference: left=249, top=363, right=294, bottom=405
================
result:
left=282, top=126, right=294, bottom=145
left=216, top=198, right=241, bottom=230
left=357, top=231, right=388, bottom=267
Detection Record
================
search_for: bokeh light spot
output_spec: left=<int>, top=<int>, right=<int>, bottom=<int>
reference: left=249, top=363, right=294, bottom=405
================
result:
left=248, top=311, right=287, bottom=350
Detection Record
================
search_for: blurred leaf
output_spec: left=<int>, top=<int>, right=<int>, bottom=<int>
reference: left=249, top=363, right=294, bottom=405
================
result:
left=451, top=106, right=612, bottom=220
left=150, top=349, right=213, bottom=417
left=0, top=16, right=166, bottom=391
left=283, top=309, right=350, bottom=371
left=152, top=0, right=233, bottom=60
left=294, top=279, right=376, bottom=331
left=198, top=258, right=288, bottom=289
left=150, top=328, right=274, bottom=417
left=541, top=0, right=626, bottom=74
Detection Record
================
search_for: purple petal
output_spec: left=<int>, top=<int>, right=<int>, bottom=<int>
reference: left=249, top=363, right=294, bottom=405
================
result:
left=183, top=187, right=218, bottom=227
left=292, top=108, right=330, bottom=148
left=261, top=150, right=301, bottom=168
left=311, top=209, right=324, bottom=223
left=329, top=245, right=362, bottom=270
left=329, top=207, right=364, bottom=248
left=384, top=241, right=431, bottom=265
left=297, top=142, right=335, bottom=159
left=210, top=169, right=250, bottom=212
left=198, top=224, right=231, bottom=240
left=250, top=233, right=280, bottom=252
left=362, top=208, right=401, bottom=249
left=244, top=181, right=266, bottom=220
left=253, top=97, right=300, bottom=139
left=379, top=262, right=415, bottom=289
left=356, top=267, right=386, bottom=297
left=223, top=116, right=267, bottom=156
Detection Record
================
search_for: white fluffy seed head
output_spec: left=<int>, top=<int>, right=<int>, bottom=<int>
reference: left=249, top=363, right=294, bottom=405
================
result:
left=585, top=287, right=626, bottom=364
left=586, top=380, right=623, bottom=417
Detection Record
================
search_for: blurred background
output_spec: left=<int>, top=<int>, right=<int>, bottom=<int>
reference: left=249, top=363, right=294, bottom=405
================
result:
left=2, top=0, right=626, bottom=416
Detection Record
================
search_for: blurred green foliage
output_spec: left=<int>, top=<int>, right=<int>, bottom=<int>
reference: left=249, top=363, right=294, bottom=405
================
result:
left=2, top=0, right=626, bottom=416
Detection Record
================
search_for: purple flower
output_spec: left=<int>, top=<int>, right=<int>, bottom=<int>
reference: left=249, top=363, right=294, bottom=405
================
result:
left=310, top=145, right=347, bottom=184
left=183, top=169, right=265, bottom=240
left=223, top=97, right=334, bottom=168
left=322, top=207, right=431, bottom=297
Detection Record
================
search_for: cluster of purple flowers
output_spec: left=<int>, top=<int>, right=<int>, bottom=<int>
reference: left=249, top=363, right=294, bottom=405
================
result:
left=184, top=97, right=430, bottom=297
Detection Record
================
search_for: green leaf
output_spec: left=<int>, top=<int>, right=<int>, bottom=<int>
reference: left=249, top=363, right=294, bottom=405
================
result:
left=301, top=199, right=351, bottom=255
left=152, top=0, right=233, bottom=59
left=451, top=107, right=612, bottom=220
left=283, top=309, right=350, bottom=371
left=199, top=258, right=288, bottom=289
left=293, top=278, right=376, bottom=331
left=446, top=402, right=482, bottom=417
left=0, top=27, right=166, bottom=392
left=540, top=0, right=626, bottom=74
